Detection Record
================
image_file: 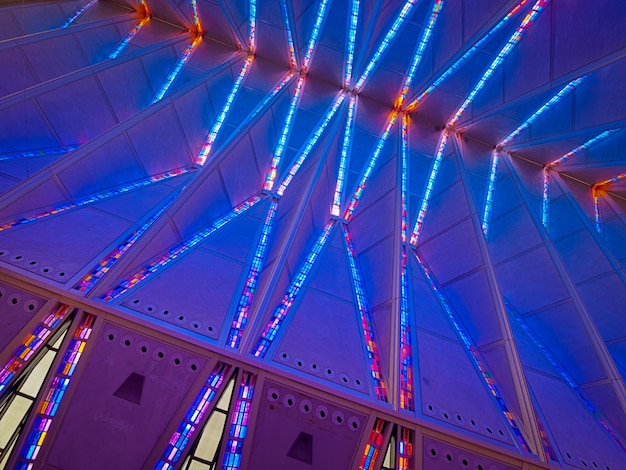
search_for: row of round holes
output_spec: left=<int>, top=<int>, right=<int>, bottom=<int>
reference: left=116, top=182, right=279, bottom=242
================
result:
left=266, top=388, right=361, bottom=431
left=0, top=289, right=40, bottom=312
left=427, top=444, right=495, bottom=470
left=104, top=331, right=200, bottom=373
left=564, top=451, right=611, bottom=470
left=129, top=299, right=216, bottom=334
left=425, top=404, right=506, bottom=439
left=0, top=250, right=66, bottom=278
left=279, top=352, right=364, bottom=388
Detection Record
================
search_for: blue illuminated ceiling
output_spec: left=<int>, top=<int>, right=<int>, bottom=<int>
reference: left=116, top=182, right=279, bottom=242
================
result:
left=0, top=0, right=625, bottom=468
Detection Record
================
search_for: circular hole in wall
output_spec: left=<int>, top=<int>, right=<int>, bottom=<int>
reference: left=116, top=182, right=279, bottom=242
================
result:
left=144, top=304, right=156, bottom=313
left=40, top=266, right=52, bottom=274
left=175, top=314, right=186, bottom=324
left=279, top=351, right=290, bottom=362
left=426, top=444, right=438, bottom=458
left=267, top=388, right=280, bottom=402
left=440, top=409, right=450, bottom=420
left=581, top=461, right=588, bottom=468
left=324, top=368, right=334, bottom=378
left=469, top=418, right=478, bottom=428
left=592, top=462, right=598, bottom=468
left=190, top=321, right=200, bottom=329
left=137, top=342, right=149, bottom=354
left=23, top=299, right=39, bottom=312
left=187, top=361, right=199, bottom=372
left=455, top=413, right=464, bottom=424
left=121, top=335, right=133, bottom=348
left=153, top=349, right=166, bottom=360
left=207, top=326, right=214, bottom=333
left=476, top=464, right=484, bottom=470
left=170, top=355, right=182, bottom=366
left=445, top=452, right=453, bottom=463
left=485, top=426, right=493, bottom=434
left=105, top=330, right=116, bottom=342
left=347, top=416, right=360, bottom=431
left=339, top=373, right=349, bottom=384
left=0, top=249, right=8, bottom=257
left=131, top=298, right=141, bottom=306
left=8, top=294, right=20, bottom=306
left=160, top=309, right=171, bottom=317
left=56, top=271, right=67, bottom=279
left=425, top=404, right=436, bottom=415
left=354, top=378, right=363, bottom=388
left=12, top=254, right=24, bottom=262
left=283, top=394, right=296, bottom=408
left=315, top=405, right=328, bottom=420
left=331, top=411, right=344, bottom=425
left=299, top=400, right=312, bottom=414
left=308, top=362, right=319, bottom=373
left=294, top=358, right=305, bottom=368
left=27, top=260, right=38, bottom=268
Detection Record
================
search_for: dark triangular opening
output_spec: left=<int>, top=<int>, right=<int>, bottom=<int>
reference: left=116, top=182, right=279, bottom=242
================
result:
left=113, top=372, right=145, bottom=404
left=287, top=431, right=313, bottom=465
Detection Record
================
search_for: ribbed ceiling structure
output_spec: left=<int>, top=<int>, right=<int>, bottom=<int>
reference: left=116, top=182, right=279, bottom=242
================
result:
left=0, top=0, right=625, bottom=469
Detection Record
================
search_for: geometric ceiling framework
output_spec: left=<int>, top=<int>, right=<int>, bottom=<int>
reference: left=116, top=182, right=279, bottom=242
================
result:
left=0, top=0, right=625, bottom=468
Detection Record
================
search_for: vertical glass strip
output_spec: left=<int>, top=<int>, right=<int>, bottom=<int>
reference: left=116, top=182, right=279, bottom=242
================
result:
left=344, top=0, right=360, bottom=88
left=76, top=191, right=181, bottom=294
left=343, top=112, right=399, bottom=221
left=150, top=36, right=202, bottom=105
left=221, top=372, right=256, bottom=470
left=108, top=16, right=150, bottom=60
left=506, top=301, right=626, bottom=453
left=196, top=57, right=255, bottom=166
left=342, top=224, right=389, bottom=402
left=499, top=76, right=588, bottom=147
left=277, top=91, right=346, bottom=196
left=399, top=247, right=414, bottom=411
left=190, top=0, right=203, bottom=35
left=406, top=0, right=530, bottom=112
left=102, top=194, right=264, bottom=301
left=395, top=0, right=444, bottom=108
left=301, top=0, right=331, bottom=73
left=0, top=168, right=190, bottom=233
left=281, top=0, right=297, bottom=69
left=332, top=93, right=357, bottom=215
left=448, top=0, right=549, bottom=127
left=412, top=251, right=531, bottom=453
left=482, top=149, right=500, bottom=237
left=409, top=130, right=449, bottom=245
left=228, top=199, right=279, bottom=349
left=593, top=188, right=602, bottom=235
left=397, top=427, right=414, bottom=470
left=400, top=114, right=409, bottom=242
left=248, top=0, right=257, bottom=53
left=61, top=0, right=97, bottom=28
left=17, top=314, right=95, bottom=468
left=264, top=75, right=306, bottom=191
left=354, top=0, right=419, bottom=92
left=359, top=418, right=387, bottom=470
left=542, top=168, right=549, bottom=229
left=547, top=129, right=619, bottom=167
left=0, top=305, right=72, bottom=395
left=155, top=363, right=230, bottom=469
left=252, top=220, right=336, bottom=358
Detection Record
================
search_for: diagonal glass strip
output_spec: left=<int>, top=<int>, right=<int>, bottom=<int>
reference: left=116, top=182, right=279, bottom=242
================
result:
left=412, top=250, right=532, bottom=453
left=102, top=194, right=265, bottom=302
left=448, top=0, right=549, bottom=127
left=76, top=190, right=182, bottom=294
left=595, top=171, right=626, bottom=188
left=344, top=0, right=360, bottom=88
left=281, top=0, right=297, bottom=69
left=156, top=362, right=231, bottom=468
left=499, top=76, right=588, bottom=147
left=542, top=168, right=550, bottom=229
left=398, top=427, right=414, bottom=470
left=227, top=199, right=279, bottom=349
left=16, top=314, right=95, bottom=468
left=222, top=372, right=256, bottom=470
left=108, top=16, right=150, bottom=60
left=359, top=418, right=387, bottom=470
left=0, top=305, right=72, bottom=396
left=264, top=75, right=306, bottom=190
left=547, top=130, right=619, bottom=167
left=506, top=300, right=626, bottom=453
left=395, top=0, right=444, bottom=109
left=150, top=36, right=202, bottom=105
left=405, top=0, right=530, bottom=112
left=399, top=247, right=414, bottom=411
left=61, top=0, right=97, bottom=28
left=0, top=168, right=190, bottom=233
left=332, top=93, right=356, bottom=215
left=0, top=145, right=78, bottom=161
left=196, top=56, right=255, bottom=166
left=482, top=149, right=500, bottom=237
left=342, top=224, right=389, bottom=402
left=248, top=0, right=257, bottom=53
left=343, top=112, right=399, bottom=221
left=409, top=130, right=449, bottom=245
left=277, top=91, right=346, bottom=196
left=301, top=0, right=331, bottom=73
left=354, top=0, right=419, bottom=93
left=252, top=220, right=336, bottom=358
left=190, top=0, right=203, bottom=35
